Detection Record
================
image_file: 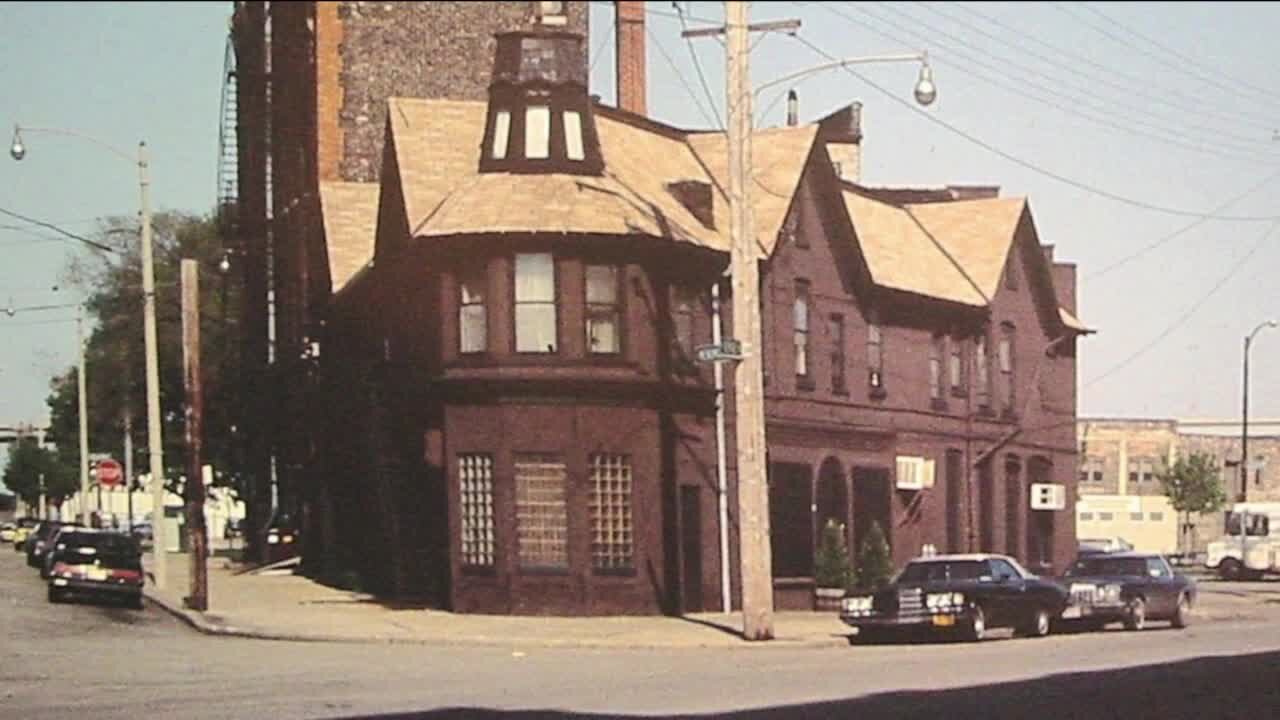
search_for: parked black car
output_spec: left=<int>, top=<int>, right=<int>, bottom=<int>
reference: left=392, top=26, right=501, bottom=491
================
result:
left=1059, top=552, right=1196, bottom=631
left=46, top=529, right=145, bottom=609
left=25, top=521, right=83, bottom=569
left=840, top=554, right=1071, bottom=642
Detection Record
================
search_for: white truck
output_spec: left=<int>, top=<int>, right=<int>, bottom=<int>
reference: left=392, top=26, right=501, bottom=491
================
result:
left=1205, top=502, right=1280, bottom=580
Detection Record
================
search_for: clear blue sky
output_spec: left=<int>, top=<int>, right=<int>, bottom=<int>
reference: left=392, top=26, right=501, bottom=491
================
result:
left=3, top=2, right=1279, bottom=483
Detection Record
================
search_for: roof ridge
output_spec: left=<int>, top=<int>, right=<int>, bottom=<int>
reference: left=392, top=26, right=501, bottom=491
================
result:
left=903, top=205, right=992, bottom=306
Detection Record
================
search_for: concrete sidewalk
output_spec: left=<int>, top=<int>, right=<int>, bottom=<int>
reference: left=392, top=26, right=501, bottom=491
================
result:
left=141, top=552, right=852, bottom=650
left=141, top=552, right=1275, bottom=650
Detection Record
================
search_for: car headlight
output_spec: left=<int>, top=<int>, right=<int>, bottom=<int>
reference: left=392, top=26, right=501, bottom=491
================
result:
left=267, top=535, right=279, bottom=544
left=842, top=596, right=873, bottom=613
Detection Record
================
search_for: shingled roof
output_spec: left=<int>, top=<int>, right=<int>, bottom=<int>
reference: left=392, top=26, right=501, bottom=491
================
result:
left=385, top=97, right=816, bottom=255
left=320, top=181, right=379, bottom=293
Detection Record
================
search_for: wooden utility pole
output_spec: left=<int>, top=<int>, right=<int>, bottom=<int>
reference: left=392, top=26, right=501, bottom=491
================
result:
left=181, top=259, right=209, bottom=611
left=684, top=2, right=798, bottom=641
left=724, top=1, right=773, bottom=642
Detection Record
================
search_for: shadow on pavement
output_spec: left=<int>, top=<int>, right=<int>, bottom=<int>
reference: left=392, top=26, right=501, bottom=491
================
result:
left=324, top=650, right=1280, bottom=720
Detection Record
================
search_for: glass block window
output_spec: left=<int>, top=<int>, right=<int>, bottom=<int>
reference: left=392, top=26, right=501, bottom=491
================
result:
left=459, top=454, right=495, bottom=567
left=515, top=455, right=568, bottom=568
left=589, top=454, right=634, bottom=570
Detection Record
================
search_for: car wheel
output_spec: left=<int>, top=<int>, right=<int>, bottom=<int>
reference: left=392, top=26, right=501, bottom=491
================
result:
left=1021, top=607, right=1052, bottom=638
left=128, top=594, right=145, bottom=611
left=1218, top=558, right=1243, bottom=581
left=1123, top=597, right=1147, bottom=631
left=47, top=587, right=63, bottom=604
left=965, top=605, right=987, bottom=642
left=1171, top=594, right=1190, bottom=629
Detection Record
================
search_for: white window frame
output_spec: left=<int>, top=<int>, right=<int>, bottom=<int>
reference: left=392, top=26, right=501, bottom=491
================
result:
left=563, top=110, right=585, bottom=161
left=491, top=110, right=511, bottom=160
left=515, top=253, right=557, bottom=353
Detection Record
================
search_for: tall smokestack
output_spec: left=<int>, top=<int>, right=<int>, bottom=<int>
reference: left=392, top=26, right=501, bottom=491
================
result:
left=616, top=1, right=646, bottom=115
left=786, top=89, right=798, bottom=127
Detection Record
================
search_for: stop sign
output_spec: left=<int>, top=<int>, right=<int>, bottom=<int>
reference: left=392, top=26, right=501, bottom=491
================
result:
left=96, top=458, right=123, bottom=487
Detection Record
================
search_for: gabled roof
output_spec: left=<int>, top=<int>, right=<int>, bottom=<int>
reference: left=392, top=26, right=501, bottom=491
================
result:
left=386, top=97, right=818, bottom=255
left=320, top=181, right=379, bottom=293
left=841, top=189, right=987, bottom=307
left=904, top=196, right=1027, bottom=302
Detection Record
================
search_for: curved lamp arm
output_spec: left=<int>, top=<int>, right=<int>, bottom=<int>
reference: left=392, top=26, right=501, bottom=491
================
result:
left=11, top=124, right=138, bottom=165
left=754, top=52, right=929, bottom=97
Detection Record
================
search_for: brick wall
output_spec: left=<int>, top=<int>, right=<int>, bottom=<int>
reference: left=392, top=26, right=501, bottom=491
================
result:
left=335, top=1, right=589, bottom=182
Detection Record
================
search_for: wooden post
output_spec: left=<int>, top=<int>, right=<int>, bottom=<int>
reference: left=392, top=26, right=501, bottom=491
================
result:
left=181, top=259, right=208, bottom=611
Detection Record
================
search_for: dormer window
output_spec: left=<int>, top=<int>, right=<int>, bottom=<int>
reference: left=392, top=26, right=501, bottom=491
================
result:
left=491, top=110, right=511, bottom=160
left=525, top=106, right=551, bottom=159
left=479, top=31, right=603, bottom=175
left=564, top=111, right=584, bottom=161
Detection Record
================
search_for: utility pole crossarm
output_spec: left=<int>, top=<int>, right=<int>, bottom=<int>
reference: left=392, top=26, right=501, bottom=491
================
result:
left=681, top=18, right=800, bottom=39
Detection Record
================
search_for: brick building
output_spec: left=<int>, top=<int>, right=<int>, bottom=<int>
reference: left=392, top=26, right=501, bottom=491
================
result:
left=227, top=1, right=589, bottom=561
left=1076, top=418, right=1280, bottom=554
left=230, top=2, right=1089, bottom=615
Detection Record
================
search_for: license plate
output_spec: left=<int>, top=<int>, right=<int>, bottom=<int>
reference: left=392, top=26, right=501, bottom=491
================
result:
left=932, top=615, right=956, bottom=627
left=88, top=568, right=108, bottom=581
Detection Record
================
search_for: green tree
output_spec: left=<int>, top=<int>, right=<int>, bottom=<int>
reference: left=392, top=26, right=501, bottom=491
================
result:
left=856, top=521, right=894, bottom=591
left=2, top=436, right=77, bottom=508
left=814, top=518, right=857, bottom=591
left=45, top=211, right=243, bottom=497
left=1158, top=452, right=1228, bottom=555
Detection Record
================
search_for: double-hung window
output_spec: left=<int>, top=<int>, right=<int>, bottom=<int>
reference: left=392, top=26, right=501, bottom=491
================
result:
left=830, top=314, right=846, bottom=392
left=867, top=314, right=884, bottom=390
left=793, top=281, right=810, bottom=381
left=458, top=267, right=487, bottom=354
left=1000, top=322, right=1016, bottom=413
left=585, top=264, right=620, bottom=354
left=929, top=334, right=945, bottom=402
left=515, top=253, right=557, bottom=353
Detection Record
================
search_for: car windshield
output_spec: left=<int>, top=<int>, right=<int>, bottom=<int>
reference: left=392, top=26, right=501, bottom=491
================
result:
left=1067, top=557, right=1148, bottom=577
left=897, top=560, right=986, bottom=583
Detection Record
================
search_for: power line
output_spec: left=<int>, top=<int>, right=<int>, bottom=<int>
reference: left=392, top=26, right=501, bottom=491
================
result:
left=1083, top=220, right=1280, bottom=389
left=788, top=32, right=1280, bottom=222
left=0, top=207, right=115, bottom=253
left=674, top=2, right=724, bottom=129
left=1063, top=2, right=1280, bottom=111
left=588, top=13, right=614, bottom=76
left=921, top=1, right=1280, bottom=137
left=1087, top=166, right=1280, bottom=281
left=824, top=2, right=1280, bottom=162
left=645, top=22, right=720, bottom=129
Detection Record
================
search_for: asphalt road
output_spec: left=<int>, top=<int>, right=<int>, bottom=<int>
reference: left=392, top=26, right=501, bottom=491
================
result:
left=4, top=549, right=1280, bottom=720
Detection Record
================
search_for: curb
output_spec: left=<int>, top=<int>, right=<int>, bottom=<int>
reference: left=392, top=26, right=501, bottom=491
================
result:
left=142, top=587, right=850, bottom=651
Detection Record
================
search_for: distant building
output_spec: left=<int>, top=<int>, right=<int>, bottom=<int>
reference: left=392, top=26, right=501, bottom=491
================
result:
left=1076, top=418, right=1280, bottom=554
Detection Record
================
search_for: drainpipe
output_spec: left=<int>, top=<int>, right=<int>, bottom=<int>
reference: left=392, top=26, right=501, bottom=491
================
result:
left=712, top=279, right=731, bottom=613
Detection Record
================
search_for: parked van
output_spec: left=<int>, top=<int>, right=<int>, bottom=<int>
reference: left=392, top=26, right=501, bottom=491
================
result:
left=1205, top=502, right=1280, bottom=580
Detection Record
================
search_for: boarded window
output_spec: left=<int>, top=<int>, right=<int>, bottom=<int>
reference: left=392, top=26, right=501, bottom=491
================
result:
left=564, top=110, right=585, bottom=161
left=459, top=454, right=495, bottom=567
left=515, top=253, right=557, bottom=352
left=585, top=264, right=620, bottom=354
left=458, top=267, right=487, bottom=354
left=589, top=454, right=633, bottom=570
left=525, top=106, right=551, bottom=159
left=491, top=110, right=511, bottom=160
left=515, top=455, right=568, bottom=569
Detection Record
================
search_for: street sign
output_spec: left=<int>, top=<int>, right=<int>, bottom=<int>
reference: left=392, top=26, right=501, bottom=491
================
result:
left=695, top=338, right=744, bottom=363
left=96, top=458, right=123, bottom=487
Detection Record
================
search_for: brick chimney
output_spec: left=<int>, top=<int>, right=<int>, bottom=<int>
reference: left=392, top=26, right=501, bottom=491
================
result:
left=616, top=1, right=646, bottom=115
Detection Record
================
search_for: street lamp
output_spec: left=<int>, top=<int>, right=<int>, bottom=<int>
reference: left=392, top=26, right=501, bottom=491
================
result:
left=754, top=51, right=937, bottom=107
left=11, top=123, right=168, bottom=590
left=1242, top=320, right=1277, bottom=502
